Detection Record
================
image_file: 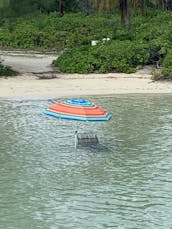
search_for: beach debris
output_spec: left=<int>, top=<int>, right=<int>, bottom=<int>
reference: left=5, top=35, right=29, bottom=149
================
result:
left=76, top=132, right=99, bottom=146
left=102, top=37, right=110, bottom=42
left=43, top=99, right=112, bottom=148
left=35, top=71, right=57, bottom=79
left=91, top=40, right=99, bottom=46
left=91, top=38, right=110, bottom=46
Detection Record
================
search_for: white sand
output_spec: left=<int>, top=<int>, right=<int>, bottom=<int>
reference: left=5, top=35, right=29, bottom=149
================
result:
left=1, top=71, right=172, bottom=99
left=1, top=51, right=172, bottom=99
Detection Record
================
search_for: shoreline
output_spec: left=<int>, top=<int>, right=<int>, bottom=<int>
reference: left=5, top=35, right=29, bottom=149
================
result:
left=1, top=51, right=172, bottom=100
left=1, top=71, right=172, bottom=100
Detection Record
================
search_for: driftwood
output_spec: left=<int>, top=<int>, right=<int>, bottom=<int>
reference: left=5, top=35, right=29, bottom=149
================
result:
left=34, top=71, right=57, bottom=79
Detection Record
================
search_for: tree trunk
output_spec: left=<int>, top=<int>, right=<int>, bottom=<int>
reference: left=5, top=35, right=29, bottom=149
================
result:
left=120, top=0, right=126, bottom=25
left=120, top=0, right=131, bottom=31
left=126, top=0, right=131, bottom=31
left=140, top=0, right=147, bottom=16
left=59, top=0, right=64, bottom=17
left=163, top=0, right=169, bottom=10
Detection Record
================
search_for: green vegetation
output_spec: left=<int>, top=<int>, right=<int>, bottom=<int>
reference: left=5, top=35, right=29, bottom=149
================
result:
left=0, top=13, right=114, bottom=50
left=54, top=41, right=149, bottom=74
left=0, top=0, right=172, bottom=79
left=54, top=11, right=172, bottom=78
left=161, top=50, right=172, bottom=79
left=0, top=61, right=17, bottom=77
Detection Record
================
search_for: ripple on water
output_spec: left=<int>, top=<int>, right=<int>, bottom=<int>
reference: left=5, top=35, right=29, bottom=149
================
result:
left=0, top=96, right=172, bottom=228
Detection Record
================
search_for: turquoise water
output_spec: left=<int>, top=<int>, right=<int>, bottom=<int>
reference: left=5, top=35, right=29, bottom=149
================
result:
left=0, top=95, right=172, bottom=228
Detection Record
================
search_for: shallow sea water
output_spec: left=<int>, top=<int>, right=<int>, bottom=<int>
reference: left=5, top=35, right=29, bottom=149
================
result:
left=0, top=95, right=172, bottom=228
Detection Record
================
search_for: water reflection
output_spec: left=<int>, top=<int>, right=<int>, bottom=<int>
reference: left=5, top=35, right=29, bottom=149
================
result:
left=0, top=95, right=172, bottom=228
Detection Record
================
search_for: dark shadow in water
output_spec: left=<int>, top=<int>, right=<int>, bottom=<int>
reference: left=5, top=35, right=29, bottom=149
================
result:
left=76, top=143, right=114, bottom=154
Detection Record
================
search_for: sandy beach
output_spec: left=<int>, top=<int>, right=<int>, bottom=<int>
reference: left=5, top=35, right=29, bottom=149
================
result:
left=1, top=51, right=172, bottom=99
left=1, top=72, right=172, bottom=99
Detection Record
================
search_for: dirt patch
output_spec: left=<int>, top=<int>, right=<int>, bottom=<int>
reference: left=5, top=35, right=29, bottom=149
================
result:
left=0, top=51, right=59, bottom=74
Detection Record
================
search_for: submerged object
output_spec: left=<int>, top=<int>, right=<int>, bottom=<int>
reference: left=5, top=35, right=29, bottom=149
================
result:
left=75, top=131, right=99, bottom=147
left=44, top=99, right=112, bottom=147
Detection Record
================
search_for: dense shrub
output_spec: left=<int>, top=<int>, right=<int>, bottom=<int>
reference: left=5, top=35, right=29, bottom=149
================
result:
left=0, top=13, right=114, bottom=50
left=54, top=41, right=149, bottom=73
left=151, top=69, right=163, bottom=81
left=0, top=11, right=172, bottom=78
left=161, top=50, right=172, bottom=79
left=0, top=63, right=17, bottom=77
left=53, top=11, right=172, bottom=78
